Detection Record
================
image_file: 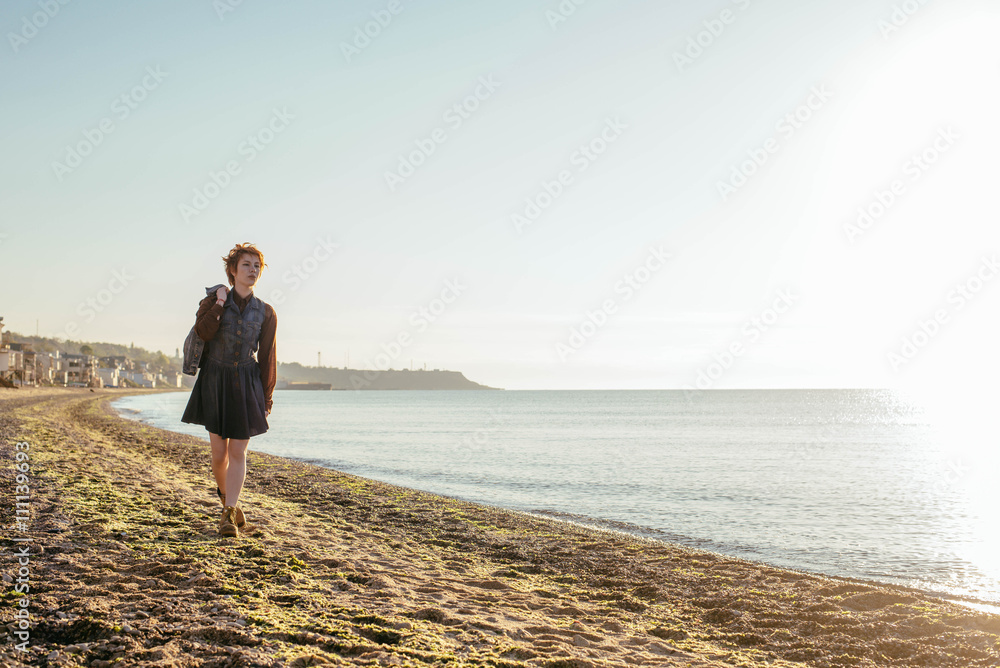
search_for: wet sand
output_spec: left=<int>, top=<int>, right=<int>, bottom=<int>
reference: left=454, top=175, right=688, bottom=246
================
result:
left=2, top=387, right=999, bottom=667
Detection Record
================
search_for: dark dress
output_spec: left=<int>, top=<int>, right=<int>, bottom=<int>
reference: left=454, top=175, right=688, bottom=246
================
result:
left=181, top=288, right=276, bottom=439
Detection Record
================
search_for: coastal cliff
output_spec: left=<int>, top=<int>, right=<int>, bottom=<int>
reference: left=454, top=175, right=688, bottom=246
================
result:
left=276, top=363, right=500, bottom=390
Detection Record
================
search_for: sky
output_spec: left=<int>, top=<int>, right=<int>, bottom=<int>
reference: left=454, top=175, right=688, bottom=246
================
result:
left=1, top=0, right=998, bottom=392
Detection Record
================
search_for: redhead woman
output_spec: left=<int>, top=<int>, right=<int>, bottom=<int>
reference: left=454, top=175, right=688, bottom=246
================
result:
left=181, top=242, right=277, bottom=538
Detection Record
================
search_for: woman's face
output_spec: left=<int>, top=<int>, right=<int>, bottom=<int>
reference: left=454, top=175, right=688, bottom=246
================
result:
left=232, top=253, right=261, bottom=288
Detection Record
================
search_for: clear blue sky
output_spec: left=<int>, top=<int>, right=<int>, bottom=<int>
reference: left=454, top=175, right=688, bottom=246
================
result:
left=2, top=0, right=998, bottom=391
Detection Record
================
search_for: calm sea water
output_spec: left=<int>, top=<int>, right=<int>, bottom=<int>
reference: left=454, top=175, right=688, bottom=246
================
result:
left=111, top=389, right=1000, bottom=609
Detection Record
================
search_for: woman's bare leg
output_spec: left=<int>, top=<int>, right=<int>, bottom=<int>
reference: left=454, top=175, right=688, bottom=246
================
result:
left=225, top=439, right=250, bottom=508
left=209, top=432, right=229, bottom=502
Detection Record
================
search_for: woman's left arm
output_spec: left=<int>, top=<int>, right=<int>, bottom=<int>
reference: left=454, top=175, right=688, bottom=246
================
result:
left=258, top=305, right=277, bottom=416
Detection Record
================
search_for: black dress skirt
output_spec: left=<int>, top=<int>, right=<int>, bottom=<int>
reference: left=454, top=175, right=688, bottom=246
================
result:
left=181, top=358, right=269, bottom=439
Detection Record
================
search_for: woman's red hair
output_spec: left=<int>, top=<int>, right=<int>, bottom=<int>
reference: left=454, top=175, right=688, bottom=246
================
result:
left=222, top=242, right=267, bottom=287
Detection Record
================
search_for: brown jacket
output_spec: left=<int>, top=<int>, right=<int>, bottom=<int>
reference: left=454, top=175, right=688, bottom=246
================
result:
left=195, top=289, right=277, bottom=412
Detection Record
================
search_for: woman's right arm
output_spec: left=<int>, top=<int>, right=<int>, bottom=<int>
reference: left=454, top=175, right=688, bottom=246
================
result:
left=194, top=295, right=225, bottom=341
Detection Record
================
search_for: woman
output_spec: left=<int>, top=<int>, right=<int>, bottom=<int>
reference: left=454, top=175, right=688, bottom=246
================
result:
left=181, top=242, right=277, bottom=538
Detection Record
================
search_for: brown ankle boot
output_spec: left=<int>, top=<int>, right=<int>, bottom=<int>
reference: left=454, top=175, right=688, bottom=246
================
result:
left=218, top=490, right=246, bottom=528
left=219, top=506, right=238, bottom=538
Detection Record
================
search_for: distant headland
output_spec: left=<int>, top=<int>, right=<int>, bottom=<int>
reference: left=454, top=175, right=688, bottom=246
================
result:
left=277, top=362, right=500, bottom=391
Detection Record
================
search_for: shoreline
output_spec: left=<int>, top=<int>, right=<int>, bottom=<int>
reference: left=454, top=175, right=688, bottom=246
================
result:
left=516, top=510, right=1000, bottom=618
left=2, top=387, right=999, bottom=667
left=109, top=387, right=1000, bottom=615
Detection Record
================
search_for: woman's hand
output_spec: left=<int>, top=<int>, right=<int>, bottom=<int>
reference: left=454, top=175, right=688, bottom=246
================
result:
left=265, top=409, right=270, bottom=417
left=215, top=286, right=228, bottom=302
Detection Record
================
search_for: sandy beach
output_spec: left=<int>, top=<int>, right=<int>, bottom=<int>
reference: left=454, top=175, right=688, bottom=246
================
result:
left=2, top=387, right=998, bottom=667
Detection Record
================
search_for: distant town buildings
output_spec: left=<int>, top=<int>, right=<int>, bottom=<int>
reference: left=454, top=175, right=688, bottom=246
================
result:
left=0, top=340, right=183, bottom=389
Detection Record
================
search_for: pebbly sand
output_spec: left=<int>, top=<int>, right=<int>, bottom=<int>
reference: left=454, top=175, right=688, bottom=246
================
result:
left=1, top=387, right=999, bottom=667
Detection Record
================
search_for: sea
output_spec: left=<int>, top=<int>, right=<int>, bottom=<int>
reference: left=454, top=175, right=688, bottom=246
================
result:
left=111, top=388, right=1000, bottom=611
